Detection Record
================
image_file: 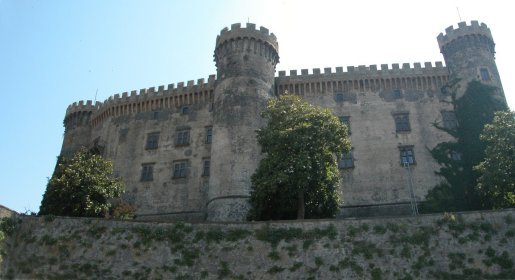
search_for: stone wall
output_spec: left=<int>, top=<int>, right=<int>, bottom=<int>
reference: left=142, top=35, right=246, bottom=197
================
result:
left=0, top=205, right=17, bottom=219
left=276, top=65, right=454, bottom=215
left=57, top=21, right=506, bottom=222
left=61, top=72, right=456, bottom=220
left=97, top=101, right=213, bottom=220
left=208, top=22, right=279, bottom=221
left=2, top=209, right=515, bottom=279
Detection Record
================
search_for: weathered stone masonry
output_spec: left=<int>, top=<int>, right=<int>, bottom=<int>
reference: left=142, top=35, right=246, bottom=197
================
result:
left=2, top=210, right=515, bottom=279
left=59, top=21, right=506, bottom=221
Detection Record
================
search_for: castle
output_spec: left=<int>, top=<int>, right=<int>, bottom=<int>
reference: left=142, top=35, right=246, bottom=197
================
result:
left=60, top=21, right=505, bottom=222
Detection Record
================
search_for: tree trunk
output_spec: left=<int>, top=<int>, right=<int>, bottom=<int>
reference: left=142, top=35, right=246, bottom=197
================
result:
left=297, top=191, right=305, bottom=219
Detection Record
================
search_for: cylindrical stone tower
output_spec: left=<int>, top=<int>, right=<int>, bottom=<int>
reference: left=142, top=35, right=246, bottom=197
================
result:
left=208, top=23, right=280, bottom=221
left=437, top=21, right=505, bottom=102
left=61, top=101, right=95, bottom=157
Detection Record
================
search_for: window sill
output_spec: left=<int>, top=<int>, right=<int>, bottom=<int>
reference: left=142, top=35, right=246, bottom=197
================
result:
left=175, top=144, right=190, bottom=147
left=339, top=166, right=355, bottom=170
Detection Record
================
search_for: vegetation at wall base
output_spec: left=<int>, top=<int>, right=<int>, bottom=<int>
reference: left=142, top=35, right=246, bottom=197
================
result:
left=248, top=94, right=351, bottom=220
left=39, top=147, right=125, bottom=217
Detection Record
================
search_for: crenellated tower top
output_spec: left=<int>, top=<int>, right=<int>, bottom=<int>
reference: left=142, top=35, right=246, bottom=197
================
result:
left=66, top=100, right=101, bottom=115
left=216, top=23, right=278, bottom=51
left=214, top=23, right=279, bottom=81
left=437, top=21, right=495, bottom=57
left=64, top=100, right=98, bottom=132
left=436, top=20, right=504, bottom=101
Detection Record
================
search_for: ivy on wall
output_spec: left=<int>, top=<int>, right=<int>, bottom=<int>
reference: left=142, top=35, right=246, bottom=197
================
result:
left=421, top=80, right=508, bottom=213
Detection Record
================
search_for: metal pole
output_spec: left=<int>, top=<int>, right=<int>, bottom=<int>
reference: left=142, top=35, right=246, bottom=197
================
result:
left=404, top=162, right=418, bottom=215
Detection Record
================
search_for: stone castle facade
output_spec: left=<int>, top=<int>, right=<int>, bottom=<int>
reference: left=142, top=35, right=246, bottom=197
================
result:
left=60, top=21, right=505, bottom=222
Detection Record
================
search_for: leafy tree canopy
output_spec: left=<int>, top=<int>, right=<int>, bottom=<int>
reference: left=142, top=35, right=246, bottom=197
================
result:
left=39, top=148, right=125, bottom=217
left=248, top=94, right=351, bottom=220
left=474, top=111, right=515, bottom=209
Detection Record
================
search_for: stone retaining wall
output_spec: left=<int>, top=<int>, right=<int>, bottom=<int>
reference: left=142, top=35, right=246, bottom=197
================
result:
left=1, top=209, right=514, bottom=279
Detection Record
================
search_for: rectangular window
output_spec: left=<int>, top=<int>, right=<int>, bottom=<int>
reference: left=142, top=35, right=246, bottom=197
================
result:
left=399, top=146, right=415, bottom=165
left=173, top=160, right=188, bottom=178
left=181, top=106, right=189, bottom=114
left=450, top=151, right=461, bottom=161
left=203, top=159, right=210, bottom=176
left=152, top=111, right=159, bottom=120
left=176, top=130, right=190, bottom=146
left=339, top=116, right=351, bottom=134
left=141, top=163, right=154, bottom=181
left=393, top=89, right=402, bottom=99
left=441, top=111, right=458, bottom=129
left=394, top=113, right=411, bottom=132
left=145, top=132, right=160, bottom=150
left=480, top=68, right=490, bottom=81
left=335, top=93, right=344, bottom=102
left=119, top=128, right=128, bottom=143
left=206, top=127, right=212, bottom=144
left=338, top=152, right=354, bottom=169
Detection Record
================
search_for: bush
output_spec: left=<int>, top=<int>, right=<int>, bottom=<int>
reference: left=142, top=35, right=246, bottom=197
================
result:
left=110, top=202, right=136, bottom=220
left=39, top=148, right=125, bottom=217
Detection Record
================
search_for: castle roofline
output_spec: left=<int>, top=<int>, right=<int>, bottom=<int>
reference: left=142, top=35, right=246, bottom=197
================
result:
left=437, top=20, right=493, bottom=48
left=276, top=61, right=446, bottom=79
left=216, top=22, right=279, bottom=51
left=65, top=74, right=216, bottom=116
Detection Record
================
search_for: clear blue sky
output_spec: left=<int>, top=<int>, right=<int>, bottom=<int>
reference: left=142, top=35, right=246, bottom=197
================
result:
left=1, top=0, right=513, bottom=213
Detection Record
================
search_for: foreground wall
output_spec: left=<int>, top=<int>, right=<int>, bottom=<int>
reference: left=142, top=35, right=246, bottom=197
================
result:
left=0, top=205, right=17, bottom=219
left=2, top=209, right=515, bottom=279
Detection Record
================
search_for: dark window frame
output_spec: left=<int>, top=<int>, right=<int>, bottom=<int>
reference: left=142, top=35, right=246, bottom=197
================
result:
left=176, top=130, right=190, bottom=146
left=394, top=113, right=411, bottom=132
left=152, top=111, right=160, bottom=120
left=181, top=106, right=189, bottom=114
left=140, top=163, right=155, bottom=181
left=441, top=111, right=458, bottom=129
left=173, top=160, right=188, bottom=178
left=338, top=151, right=354, bottom=169
left=145, top=132, right=160, bottom=150
left=339, top=116, right=351, bottom=134
left=206, top=127, right=212, bottom=144
left=119, top=128, right=128, bottom=143
left=450, top=151, right=462, bottom=161
left=480, top=68, right=491, bottom=81
left=335, top=93, right=344, bottom=102
left=393, top=89, right=402, bottom=99
left=202, top=158, right=210, bottom=176
left=399, top=146, right=416, bottom=165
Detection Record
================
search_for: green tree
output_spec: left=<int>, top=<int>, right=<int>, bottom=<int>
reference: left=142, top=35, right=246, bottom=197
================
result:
left=474, top=111, right=515, bottom=209
left=248, top=94, right=351, bottom=220
left=39, top=148, right=125, bottom=217
left=421, top=81, right=508, bottom=213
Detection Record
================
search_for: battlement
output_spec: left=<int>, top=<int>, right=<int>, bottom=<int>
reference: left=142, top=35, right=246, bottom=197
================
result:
left=437, top=21, right=493, bottom=48
left=103, top=75, right=215, bottom=106
left=65, top=75, right=216, bottom=127
left=66, top=100, right=102, bottom=115
left=216, top=22, right=278, bottom=51
left=275, top=62, right=449, bottom=95
left=276, top=61, right=446, bottom=79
